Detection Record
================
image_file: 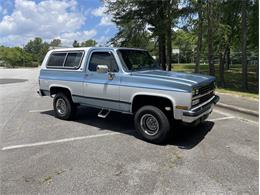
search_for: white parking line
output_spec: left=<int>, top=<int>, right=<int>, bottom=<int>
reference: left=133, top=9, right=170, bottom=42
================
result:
left=29, top=109, right=51, bottom=113
left=236, top=118, right=259, bottom=126
left=213, top=109, right=234, bottom=117
left=208, top=116, right=235, bottom=122
left=1, top=132, right=121, bottom=151
left=213, top=109, right=258, bottom=126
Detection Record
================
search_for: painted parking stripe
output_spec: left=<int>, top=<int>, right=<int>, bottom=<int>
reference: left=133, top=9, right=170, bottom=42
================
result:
left=213, top=109, right=258, bottom=126
left=1, top=132, right=121, bottom=151
left=213, top=109, right=234, bottom=117
left=208, top=116, right=235, bottom=122
left=29, top=109, right=51, bottom=113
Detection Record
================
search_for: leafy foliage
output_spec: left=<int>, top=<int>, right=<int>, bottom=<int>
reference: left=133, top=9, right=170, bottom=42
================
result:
left=106, top=0, right=258, bottom=91
left=73, top=39, right=97, bottom=47
left=24, top=37, right=49, bottom=63
left=0, top=46, right=33, bottom=67
left=49, top=39, right=62, bottom=47
left=81, top=39, right=97, bottom=47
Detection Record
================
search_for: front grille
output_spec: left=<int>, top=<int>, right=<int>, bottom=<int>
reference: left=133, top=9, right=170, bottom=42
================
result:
left=200, top=91, right=214, bottom=103
left=192, top=82, right=215, bottom=108
left=198, top=82, right=215, bottom=94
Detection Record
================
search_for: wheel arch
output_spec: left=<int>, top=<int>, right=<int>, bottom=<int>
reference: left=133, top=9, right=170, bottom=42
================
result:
left=49, top=84, right=72, bottom=98
left=130, top=92, right=176, bottom=114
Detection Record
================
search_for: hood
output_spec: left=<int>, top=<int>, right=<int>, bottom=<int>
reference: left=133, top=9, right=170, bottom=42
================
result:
left=131, top=70, right=215, bottom=87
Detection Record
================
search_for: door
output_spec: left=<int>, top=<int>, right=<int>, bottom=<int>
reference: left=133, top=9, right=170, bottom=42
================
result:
left=83, top=50, right=120, bottom=110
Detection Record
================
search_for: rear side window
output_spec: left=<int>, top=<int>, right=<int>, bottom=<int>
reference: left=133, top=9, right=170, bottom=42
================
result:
left=47, top=51, right=84, bottom=69
left=47, top=53, right=66, bottom=67
left=64, top=52, right=83, bottom=68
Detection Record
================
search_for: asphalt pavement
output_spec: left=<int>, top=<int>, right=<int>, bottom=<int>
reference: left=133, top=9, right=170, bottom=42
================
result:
left=0, top=68, right=258, bottom=194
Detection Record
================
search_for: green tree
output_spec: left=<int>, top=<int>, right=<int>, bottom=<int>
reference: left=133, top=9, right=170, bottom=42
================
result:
left=73, top=40, right=80, bottom=47
left=206, top=0, right=215, bottom=76
left=0, top=46, right=33, bottom=67
left=80, top=39, right=97, bottom=47
left=24, top=37, right=49, bottom=64
left=106, top=0, right=166, bottom=67
left=241, top=0, right=248, bottom=90
left=39, top=42, right=49, bottom=63
left=106, top=0, right=190, bottom=71
left=248, top=0, right=258, bottom=84
left=50, top=39, right=61, bottom=47
left=194, top=0, right=204, bottom=73
left=172, top=29, right=196, bottom=63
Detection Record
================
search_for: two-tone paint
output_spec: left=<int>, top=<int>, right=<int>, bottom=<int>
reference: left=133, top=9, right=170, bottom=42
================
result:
left=38, top=47, right=218, bottom=123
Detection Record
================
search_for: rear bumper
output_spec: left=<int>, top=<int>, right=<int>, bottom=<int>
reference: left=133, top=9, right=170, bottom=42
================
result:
left=182, top=95, right=219, bottom=123
left=37, top=89, right=49, bottom=97
left=37, top=89, right=43, bottom=96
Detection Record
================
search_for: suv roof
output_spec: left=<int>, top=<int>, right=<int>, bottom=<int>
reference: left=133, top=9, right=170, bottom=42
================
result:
left=49, top=47, right=147, bottom=52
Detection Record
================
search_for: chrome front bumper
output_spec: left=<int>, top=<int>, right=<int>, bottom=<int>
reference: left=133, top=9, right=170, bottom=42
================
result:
left=182, top=95, right=220, bottom=123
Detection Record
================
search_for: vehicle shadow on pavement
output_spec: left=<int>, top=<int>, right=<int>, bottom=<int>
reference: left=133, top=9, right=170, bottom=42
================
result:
left=41, top=106, right=214, bottom=149
left=168, top=121, right=214, bottom=149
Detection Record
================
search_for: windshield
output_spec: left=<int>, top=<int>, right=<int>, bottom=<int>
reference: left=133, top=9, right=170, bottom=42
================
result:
left=117, top=49, right=160, bottom=72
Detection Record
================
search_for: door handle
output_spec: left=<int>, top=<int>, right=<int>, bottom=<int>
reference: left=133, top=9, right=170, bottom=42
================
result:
left=108, top=72, right=115, bottom=80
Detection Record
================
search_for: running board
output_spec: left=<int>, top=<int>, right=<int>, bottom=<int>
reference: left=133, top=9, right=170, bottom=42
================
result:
left=98, top=109, right=110, bottom=118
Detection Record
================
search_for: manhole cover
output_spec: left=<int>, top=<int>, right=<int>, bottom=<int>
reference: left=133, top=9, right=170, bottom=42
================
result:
left=0, top=78, right=28, bottom=84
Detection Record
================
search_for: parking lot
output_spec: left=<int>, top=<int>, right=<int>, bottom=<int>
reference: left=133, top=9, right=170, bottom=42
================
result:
left=0, top=68, right=258, bottom=194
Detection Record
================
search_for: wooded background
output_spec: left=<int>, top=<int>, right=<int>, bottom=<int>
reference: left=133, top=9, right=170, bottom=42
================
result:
left=0, top=0, right=258, bottom=95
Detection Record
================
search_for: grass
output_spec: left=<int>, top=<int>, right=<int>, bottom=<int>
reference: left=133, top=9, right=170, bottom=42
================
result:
left=172, top=63, right=259, bottom=99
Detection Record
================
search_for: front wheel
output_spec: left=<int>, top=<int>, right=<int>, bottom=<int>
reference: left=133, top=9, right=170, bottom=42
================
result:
left=134, top=105, right=171, bottom=144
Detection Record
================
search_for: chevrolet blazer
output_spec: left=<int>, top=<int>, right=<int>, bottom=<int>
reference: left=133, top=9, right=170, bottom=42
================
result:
left=38, top=47, right=219, bottom=143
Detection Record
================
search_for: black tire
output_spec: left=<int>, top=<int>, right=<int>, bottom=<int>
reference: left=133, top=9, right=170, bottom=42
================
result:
left=53, top=92, right=76, bottom=120
left=134, top=105, right=171, bottom=144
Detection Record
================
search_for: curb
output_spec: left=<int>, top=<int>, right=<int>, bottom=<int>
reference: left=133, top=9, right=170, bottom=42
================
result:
left=216, top=92, right=259, bottom=102
left=216, top=103, right=259, bottom=117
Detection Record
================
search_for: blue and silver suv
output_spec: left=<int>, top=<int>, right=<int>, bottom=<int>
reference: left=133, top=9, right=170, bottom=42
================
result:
left=38, top=47, right=219, bottom=143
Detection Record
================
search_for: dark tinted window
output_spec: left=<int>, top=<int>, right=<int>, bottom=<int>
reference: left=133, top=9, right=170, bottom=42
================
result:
left=88, top=52, right=118, bottom=72
left=117, top=50, right=159, bottom=71
left=47, top=53, right=66, bottom=67
left=64, top=52, right=83, bottom=68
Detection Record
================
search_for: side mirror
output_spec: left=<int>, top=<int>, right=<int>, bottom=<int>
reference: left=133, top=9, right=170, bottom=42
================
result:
left=97, top=65, right=109, bottom=73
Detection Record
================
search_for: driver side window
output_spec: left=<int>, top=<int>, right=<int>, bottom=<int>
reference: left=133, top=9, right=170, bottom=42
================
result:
left=88, top=52, right=119, bottom=72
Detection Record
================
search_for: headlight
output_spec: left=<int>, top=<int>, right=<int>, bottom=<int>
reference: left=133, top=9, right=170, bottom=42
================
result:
left=213, top=81, right=217, bottom=88
left=192, top=99, right=200, bottom=106
left=192, top=88, right=199, bottom=96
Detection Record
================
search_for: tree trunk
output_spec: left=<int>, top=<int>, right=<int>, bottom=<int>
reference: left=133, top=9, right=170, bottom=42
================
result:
left=166, top=22, right=172, bottom=71
left=158, top=37, right=162, bottom=67
left=195, top=0, right=203, bottom=73
left=226, top=46, right=231, bottom=70
left=256, top=58, right=259, bottom=91
left=207, top=0, right=215, bottom=76
left=241, top=0, right=248, bottom=91
left=219, top=49, right=226, bottom=87
left=159, top=34, right=166, bottom=70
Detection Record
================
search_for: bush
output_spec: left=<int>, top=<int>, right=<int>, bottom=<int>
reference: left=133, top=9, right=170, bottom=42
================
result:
left=0, top=46, right=34, bottom=67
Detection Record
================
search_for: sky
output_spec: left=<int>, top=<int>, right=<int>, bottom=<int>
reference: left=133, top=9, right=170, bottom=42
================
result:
left=0, top=0, right=118, bottom=47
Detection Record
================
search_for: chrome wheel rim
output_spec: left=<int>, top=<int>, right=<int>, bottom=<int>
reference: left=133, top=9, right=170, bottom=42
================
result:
left=140, top=114, right=159, bottom=136
left=56, top=98, right=66, bottom=115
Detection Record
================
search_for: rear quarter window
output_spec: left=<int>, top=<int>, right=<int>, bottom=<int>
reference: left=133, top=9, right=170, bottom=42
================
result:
left=47, top=51, right=84, bottom=69
left=64, top=52, right=83, bottom=68
left=47, top=53, right=66, bottom=67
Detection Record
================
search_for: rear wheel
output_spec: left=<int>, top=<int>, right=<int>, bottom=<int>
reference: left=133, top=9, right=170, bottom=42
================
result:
left=53, top=92, right=76, bottom=120
left=134, top=105, right=171, bottom=144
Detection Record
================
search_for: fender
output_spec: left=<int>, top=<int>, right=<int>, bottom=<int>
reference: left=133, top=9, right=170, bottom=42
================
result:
left=130, top=92, right=176, bottom=114
left=49, top=84, right=72, bottom=97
